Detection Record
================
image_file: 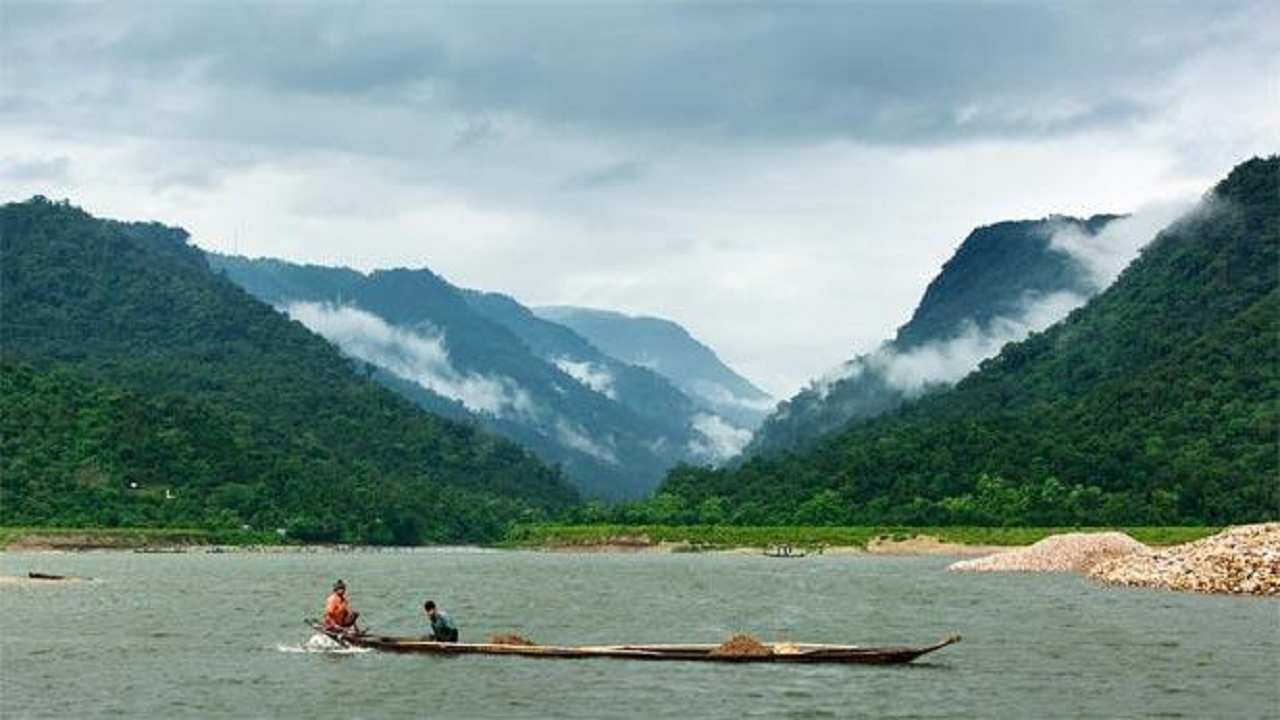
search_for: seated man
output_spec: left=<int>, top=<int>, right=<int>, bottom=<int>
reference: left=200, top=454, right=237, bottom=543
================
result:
left=423, top=599, right=458, bottom=642
left=324, top=579, right=360, bottom=633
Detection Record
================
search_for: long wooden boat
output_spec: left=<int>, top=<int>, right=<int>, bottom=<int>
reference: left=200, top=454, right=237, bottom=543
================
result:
left=305, top=620, right=960, bottom=664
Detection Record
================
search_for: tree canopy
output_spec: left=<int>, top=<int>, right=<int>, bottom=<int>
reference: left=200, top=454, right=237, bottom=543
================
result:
left=0, top=197, right=578, bottom=543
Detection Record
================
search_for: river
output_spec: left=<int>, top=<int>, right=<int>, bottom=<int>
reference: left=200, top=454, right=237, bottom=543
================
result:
left=1, top=548, right=1276, bottom=718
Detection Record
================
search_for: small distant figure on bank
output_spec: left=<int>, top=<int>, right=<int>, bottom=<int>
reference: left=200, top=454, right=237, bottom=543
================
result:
left=324, top=579, right=360, bottom=633
left=424, top=600, right=459, bottom=642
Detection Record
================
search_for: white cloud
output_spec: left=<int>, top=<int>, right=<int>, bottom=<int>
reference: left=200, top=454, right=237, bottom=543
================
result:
left=688, top=413, right=754, bottom=461
left=688, top=380, right=775, bottom=414
left=807, top=286, right=1093, bottom=402
left=552, top=357, right=616, bottom=399
left=813, top=356, right=868, bottom=401
left=554, top=419, right=618, bottom=465
left=284, top=301, right=535, bottom=419
left=870, top=290, right=1089, bottom=395
left=1050, top=200, right=1194, bottom=288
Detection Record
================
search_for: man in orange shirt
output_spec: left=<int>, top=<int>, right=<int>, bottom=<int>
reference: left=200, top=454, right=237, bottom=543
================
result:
left=324, top=579, right=360, bottom=633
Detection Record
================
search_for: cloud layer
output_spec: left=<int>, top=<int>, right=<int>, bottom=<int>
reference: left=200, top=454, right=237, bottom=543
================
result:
left=1050, top=201, right=1195, bottom=288
left=286, top=301, right=534, bottom=418
left=814, top=199, right=1189, bottom=399
left=2, top=1, right=1275, bottom=396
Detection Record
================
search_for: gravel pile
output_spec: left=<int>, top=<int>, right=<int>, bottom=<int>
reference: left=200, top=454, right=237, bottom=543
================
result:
left=488, top=633, right=536, bottom=645
left=948, top=532, right=1147, bottom=573
left=709, top=634, right=772, bottom=657
left=1089, top=523, right=1280, bottom=596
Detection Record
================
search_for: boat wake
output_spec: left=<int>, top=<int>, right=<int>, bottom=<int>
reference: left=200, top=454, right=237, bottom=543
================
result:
left=277, top=633, right=371, bottom=654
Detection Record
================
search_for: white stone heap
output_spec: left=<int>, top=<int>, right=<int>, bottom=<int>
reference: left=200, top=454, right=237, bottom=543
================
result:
left=948, top=532, right=1148, bottom=573
left=1089, top=523, right=1280, bottom=596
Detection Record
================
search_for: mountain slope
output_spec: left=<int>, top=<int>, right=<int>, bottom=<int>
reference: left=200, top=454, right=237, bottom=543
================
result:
left=534, top=306, right=774, bottom=429
left=209, top=255, right=737, bottom=499
left=0, top=198, right=578, bottom=542
left=660, top=157, right=1278, bottom=526
left=461, top=291, right=696, bottom=431
left=743, top=214, right=1121, bottom=458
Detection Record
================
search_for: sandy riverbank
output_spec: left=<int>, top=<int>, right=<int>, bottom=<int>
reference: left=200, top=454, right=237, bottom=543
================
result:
left=864, top=535, right=1008, bottom=556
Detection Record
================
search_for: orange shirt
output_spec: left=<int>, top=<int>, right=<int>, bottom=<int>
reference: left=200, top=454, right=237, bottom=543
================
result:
left=325, top=591, right=352, bottom=629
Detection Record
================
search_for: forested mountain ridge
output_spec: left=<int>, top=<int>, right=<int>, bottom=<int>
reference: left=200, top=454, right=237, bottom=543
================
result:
left=659, top=156, right=1278, bottom=526
left=894, top=214, right=1117, bottom=348
left=208, top=254, right=745, bottom=500
left=533, top=306, right=774, bottom=430
left=743, top=214, right=1120, bottom=459
left=0, top=197, right=578, bottom=543
left=460, top=290, right=696, bottom=433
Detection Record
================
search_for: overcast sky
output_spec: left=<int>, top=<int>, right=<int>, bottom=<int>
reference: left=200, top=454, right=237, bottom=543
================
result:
left=2, top=1, right=1275, bottom=397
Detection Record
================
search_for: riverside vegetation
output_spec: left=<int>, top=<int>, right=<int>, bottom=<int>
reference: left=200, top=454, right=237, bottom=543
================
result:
left=501, top=524, right=1218, bottom=551
left=0, top=523, right=1216, bottom=553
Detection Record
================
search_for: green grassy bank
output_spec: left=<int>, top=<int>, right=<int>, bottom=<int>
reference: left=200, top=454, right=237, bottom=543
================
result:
left=0, top=526, right=286, bottom=550
left=502, top=524, right=1222, bottom=550
left=1, top=524, right=1221, bottom=551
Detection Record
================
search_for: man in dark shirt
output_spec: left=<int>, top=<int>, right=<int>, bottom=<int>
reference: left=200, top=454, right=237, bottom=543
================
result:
left=423, top=599, right=459, bottom=642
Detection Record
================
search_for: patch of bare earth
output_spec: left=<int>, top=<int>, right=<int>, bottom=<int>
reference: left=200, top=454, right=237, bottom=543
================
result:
left=1089, top=523, right=1280, bottom=596
left=541, top=536, right=701, bottom=553
left=867, top=535, right=1007, bottom=556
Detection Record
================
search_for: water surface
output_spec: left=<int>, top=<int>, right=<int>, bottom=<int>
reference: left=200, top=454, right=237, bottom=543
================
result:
left=1, top=549, right=1276, bottom=718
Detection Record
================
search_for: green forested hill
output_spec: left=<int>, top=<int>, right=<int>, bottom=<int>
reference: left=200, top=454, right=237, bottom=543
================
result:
left=656, top=157, right=1279, bottom=526
left=743, top=214, right=1118, bottom=460
left=893, top=214, right=1115, bottom=349
left=0, top=198, right=578, bottom=543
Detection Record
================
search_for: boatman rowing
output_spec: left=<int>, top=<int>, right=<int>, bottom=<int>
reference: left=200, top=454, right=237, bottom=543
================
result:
left=325, top=579, right=360, bottom=633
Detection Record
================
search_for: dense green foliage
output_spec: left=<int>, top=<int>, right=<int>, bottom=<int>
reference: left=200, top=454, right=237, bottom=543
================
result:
left=657, top=157, right=1280, bottom=526
left=0, top=198, right=578, bottom=543
left=745, top=214, right=1118, bottom=459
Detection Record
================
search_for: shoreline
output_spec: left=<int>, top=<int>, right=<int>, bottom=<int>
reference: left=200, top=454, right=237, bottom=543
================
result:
left=0, top=533, right=1007, bottom=557
left=0, top=525, right=1222, bottom=556
left=7, top=526, right=1274, bottom=595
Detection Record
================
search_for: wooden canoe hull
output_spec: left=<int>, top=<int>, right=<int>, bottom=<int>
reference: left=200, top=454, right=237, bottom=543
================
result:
left=306, top=621, right=960, bottom=665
